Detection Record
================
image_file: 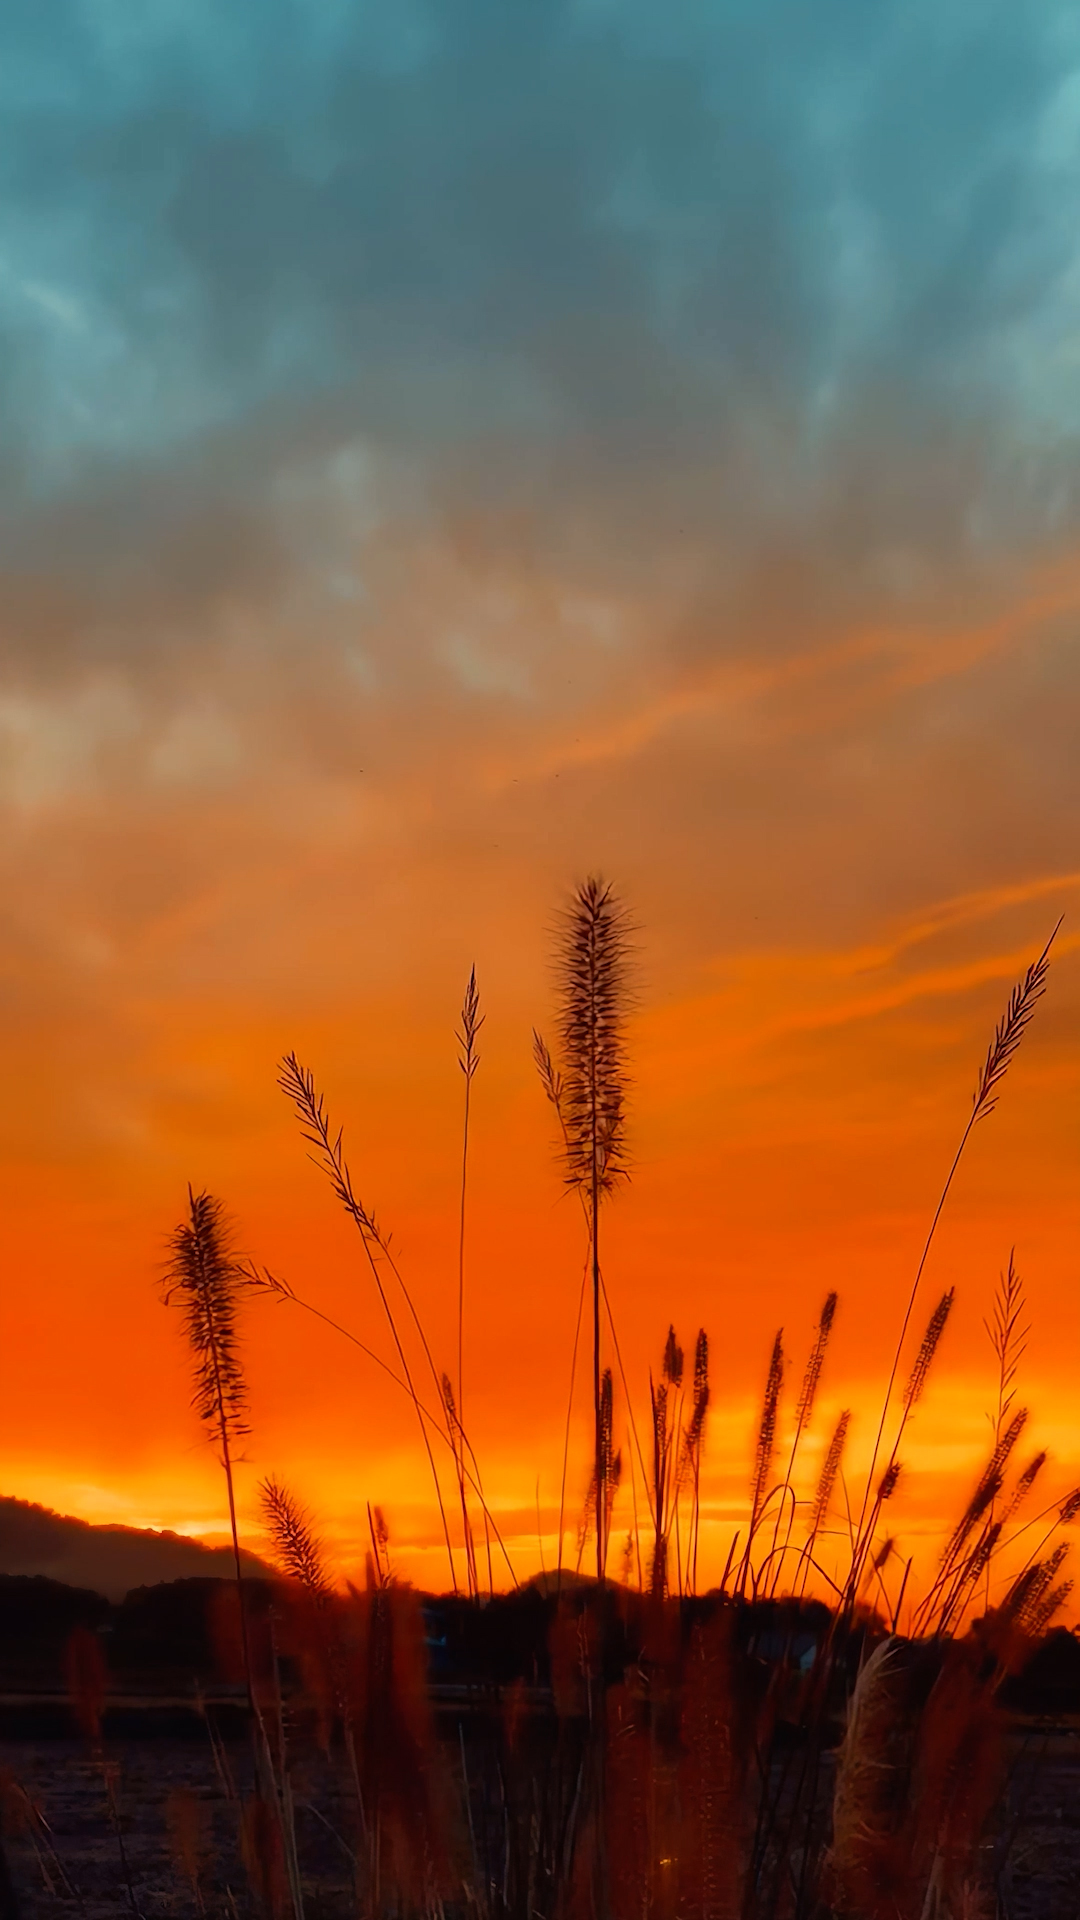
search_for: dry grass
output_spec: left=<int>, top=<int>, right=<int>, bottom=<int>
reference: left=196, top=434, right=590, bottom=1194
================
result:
left=131, top=901, right=1080, bottom=1917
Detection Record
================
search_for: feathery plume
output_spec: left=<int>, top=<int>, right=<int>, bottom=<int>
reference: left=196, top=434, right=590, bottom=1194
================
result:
left=795, top=1291, right=838, bottom=1439
left=1029, top=1579, right=1074, bottom=1636
left=1003, top=1543, right=1070, bottom=1627
left=457, top=965, right=483, bottom=1083
left=454, top=966, right=484, bottom=1592
left=1000, top=1451, right=1047, bottom=1526
left=972, top=927, right=1058, bottom=1122
left=963, top=1520, right=1003, bottom=1592
left=692, top=1326, right=709, bottom=1407
left=598, top=1368, right=622, bottom=1560
left=161, top=1189, right=305, bottom=1916
left=279, top=1052, right=384, bottom=1245
left=1018, top=1544, right=1070, bottom=1625
left=946, top=1408, right=1028, bottom=1566
left=903, top=1289, right=955, bottom=1410
left=662, top=1325, right=684, bottom=1389
left=856, top=927, right=1057, bottom=1552
left=751, top=1331, right=784, bottom=1521
left=532, top=1028, right=564, bottom=1116
left=552, top=874, right=632, bottom=1586
left=675, top=1328, right=710, bottom=1594
left=650, top=1366, right=671, bottom=1596
left=678, top=1331, right=711, bottom=1489
left=278, top=1051, right=459, bottom=1591
left=366, top=1503, right=392, bottom=1588
left=810, top=1409, right=851, bottom=1535
left=827, top=1636, right=906, bottom=1914
left=557, top=876, right=630, bottom=1200
left=259, top=1478, right=331, bottom=1600
left=162, top=1189, right=249, bottom=1447
left=984, top=1251, right=1028, bottom=1435
left=872, top=1535, right=896, bottom=1575
left=877, top=1461, right=902, bottom=1503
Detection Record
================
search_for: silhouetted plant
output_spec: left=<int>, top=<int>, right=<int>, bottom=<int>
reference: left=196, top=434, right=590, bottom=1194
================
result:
left=547, top=877, right=631, bottom=1585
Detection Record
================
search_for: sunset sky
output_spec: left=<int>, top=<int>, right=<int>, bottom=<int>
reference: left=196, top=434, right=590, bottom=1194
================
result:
left=3, top=0, right=1080, bottom=1598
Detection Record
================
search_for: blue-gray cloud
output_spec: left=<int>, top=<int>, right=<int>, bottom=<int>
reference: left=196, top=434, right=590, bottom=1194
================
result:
left=0, top=0, right=1076, bottom=506
left=0, top=0, right=1078, bottom=906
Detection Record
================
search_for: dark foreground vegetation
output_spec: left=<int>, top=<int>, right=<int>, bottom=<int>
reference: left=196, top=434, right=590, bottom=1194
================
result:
left=2, top=881, right=1077, bottom=1917
left=3, top=1572, right=1080, bottom=1918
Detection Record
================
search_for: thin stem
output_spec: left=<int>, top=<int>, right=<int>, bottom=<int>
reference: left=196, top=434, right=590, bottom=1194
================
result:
left=458, top=1067, right=471, bottom=1432
left=853, top=926, right=1058, bottom=1566
left=250, top=1269, right=518, bottom=1587
left=592, top=1162, right=602, bottom=1586
left=557, top=1257, right=589, bottom=1595
left=280, top=1057, right=459, bottom=1592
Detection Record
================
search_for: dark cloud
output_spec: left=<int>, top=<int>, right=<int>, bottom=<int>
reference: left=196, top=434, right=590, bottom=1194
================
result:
left=0, top=0, right=1076, bottom=1032
left=0, top=0, right=1074, bottom=495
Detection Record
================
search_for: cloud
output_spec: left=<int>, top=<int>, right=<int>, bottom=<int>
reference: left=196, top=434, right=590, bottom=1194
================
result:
left=0, top=0, right=1079, bottom=1314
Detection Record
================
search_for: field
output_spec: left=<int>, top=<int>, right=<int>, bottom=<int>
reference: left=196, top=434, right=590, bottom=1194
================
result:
left=4, top=1715, right=1080, bottom=1919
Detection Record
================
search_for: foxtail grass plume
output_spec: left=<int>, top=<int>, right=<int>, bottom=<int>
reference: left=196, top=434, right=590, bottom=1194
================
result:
left=532, top=1028, right=564, bottom=1117
left=810, top=1409, right=850, bottom=1536
left=877, top=1461, right=902, bottom=1503
left=453, top=967, right=485, bottom=1595
left=1029, top=1578, right=1074, bottom=1636
left=984, top=1252, right=1028, bottom=1438
left=738, top=1329, right=784, bottom=1594
left=856, top=926, right=1058, bottom=1556
left=162, top=1189, right=249, bottom=1456
left=1000, top=1451, right=1047, bottom=1526
left=557, top=876, right=630, bottom=1202
left=751, top=1331, right=785, bottom=1524
left=367, top=1503, right=392, bottom=1588
left=678, top=1330, right=711, bottom=1488
left=973, top=926, right=1058, bottom=1122
left=455, top=966, right=483, bottom=1409
left=260, top=1477, right=332, bottom=1601
left=279, top=1050, right=460, bottom=1592
left=794, top=1291, right=838, bottom=1440
left=678, top=1328, right=710, bottom=1593
left=1059, top=1487, right=1080, bottom=1526
left=903, top=1288, right=955, bottom=1411
left=663, top=1324, right=684, bottom=1388
left=953, top=1407, right=1028, bottom=1551
left=551, top=874, right=632, bottom=1584
left=1006, top=1542, right=1070, bottom=1628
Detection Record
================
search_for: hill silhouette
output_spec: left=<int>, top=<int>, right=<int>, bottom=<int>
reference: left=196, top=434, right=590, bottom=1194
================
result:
left=0, top=1496, right=270, bottom=1600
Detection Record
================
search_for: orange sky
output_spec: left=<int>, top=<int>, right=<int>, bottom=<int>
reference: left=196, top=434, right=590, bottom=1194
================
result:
left=2, top=539, right=1080, bottom=1607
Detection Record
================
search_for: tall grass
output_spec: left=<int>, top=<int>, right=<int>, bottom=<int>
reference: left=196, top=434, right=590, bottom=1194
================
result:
left=118, top=898, right=1079, bottom=1919
left=548, top=877, right=631, bottom=1586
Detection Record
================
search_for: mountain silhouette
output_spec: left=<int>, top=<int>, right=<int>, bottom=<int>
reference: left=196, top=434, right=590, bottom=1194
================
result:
left=0, top=1496, right=271, bottom=1600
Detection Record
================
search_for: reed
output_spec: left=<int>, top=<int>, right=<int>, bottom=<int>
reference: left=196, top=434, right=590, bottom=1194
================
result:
left=456, top=966, right=483, bottom=1419
left=245, top=1262, right=517, bottom=1587
left=162, top=1190, right=254, bottom=1691
left=856, top=926, right=1058, bottom=1555
left=278, top=1053, right=459, bottom=1592
left=162, top=1189, right=306, bottom=1920
left=552, top=877, right=631, bottom=1585
left=454, top=969, right=486, bottom=1597
left=67, top=891, right=1065, bottom=1920
left=766, top=1293, right=838, bottom=1596
left=736, top=1328, right=784, bottom=1596
left=845, top=1290, right=955, bottom=1610
left=677, top=1329, right=710, bottom=1594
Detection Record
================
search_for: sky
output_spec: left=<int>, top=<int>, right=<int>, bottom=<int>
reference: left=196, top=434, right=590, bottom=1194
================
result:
left=2, top=0, right=1080, bottom=1599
